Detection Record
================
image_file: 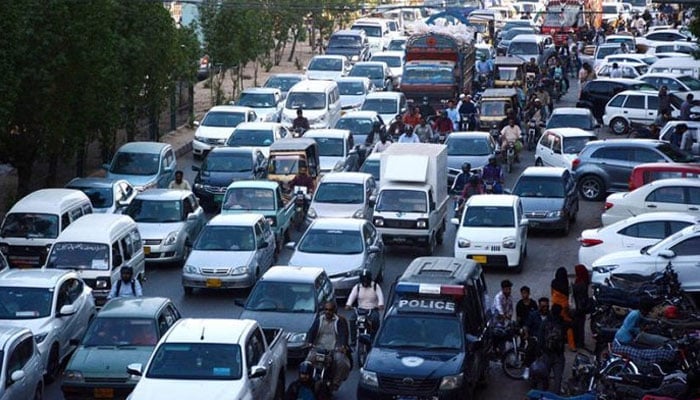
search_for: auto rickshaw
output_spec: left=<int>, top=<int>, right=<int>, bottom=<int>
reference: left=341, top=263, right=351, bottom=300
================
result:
left=267, top=138, right=320, bottom=191
left=478, top=88, right=519, bottom=133
left=493, top=56, right=527, bottom=89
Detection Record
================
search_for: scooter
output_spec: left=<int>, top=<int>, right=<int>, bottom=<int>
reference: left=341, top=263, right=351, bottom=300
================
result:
left=553, top=76, right=563, bottom=102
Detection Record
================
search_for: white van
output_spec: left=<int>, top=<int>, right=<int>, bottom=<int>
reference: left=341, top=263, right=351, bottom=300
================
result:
left=44, top=213, right=145, bottom=306
left=648, top=57, right=700, bottom=79
left=0, top=189, right=92, bottom=268
left=351, top=18, right=393, bottom=53
left=281, top=80, right=342, bottom=130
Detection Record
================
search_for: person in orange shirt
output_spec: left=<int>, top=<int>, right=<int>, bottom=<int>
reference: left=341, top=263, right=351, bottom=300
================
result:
left=403, top=106, right=422, bottom=128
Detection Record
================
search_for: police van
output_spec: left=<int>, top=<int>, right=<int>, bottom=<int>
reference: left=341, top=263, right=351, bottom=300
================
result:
left=357, top=257, right=490, bottom=400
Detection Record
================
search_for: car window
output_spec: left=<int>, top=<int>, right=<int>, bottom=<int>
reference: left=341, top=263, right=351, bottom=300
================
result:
left=183, top=198, right=194, bottom=215
left=61, top=213, right=71, bottom=231
left=586, top=82, right=606, bottom=95
left=670, top=236, right=700, bottom=256
left=624, top=95, right=645, bottom=109
left=57, top=278, right=82, bottom=311
left=7, top=337, right=34, bottom=379
left=120, top=236, right=133, bottom=260
left=246, top=328, right=265, bottom=369
left=646, top=186, right=686, bottom=203
left=647, top=95, right=659, bottom=110
left=669, top=221, right=693, bottom=233
left=608, top=94, right=625, bottom=107
left=619, top=221, right=667, bottom=239
left=129, top=229, right=142, bottom=254
left=687, top=187, right=700, bottom=205
left=157, top=314, right=170, bottom=336
left=634, top=148, right=664, bottom=163
left=254, top=221, right=265, bottom=247
left=591, top=147, right=631, bottom=161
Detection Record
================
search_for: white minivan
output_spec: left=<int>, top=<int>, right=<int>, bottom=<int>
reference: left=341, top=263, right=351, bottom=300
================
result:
left=0, top=189, right=93, bottom=269
left=648, top=57, right=700, bottom=79
left=281, top=80, right=342, bottom=130
left=44, top=213, right=145, bottom=306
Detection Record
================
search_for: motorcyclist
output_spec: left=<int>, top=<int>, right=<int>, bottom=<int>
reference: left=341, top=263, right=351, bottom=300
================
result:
left=459, top=174, right=484, bottom=202
left=413, top=118, right=434, bottom=143
left=525, top=57, right=540, bottom=77
left=432, top=110, right=453, bottom=142
left=500, top=118, right=523, bottom=162
left=387, top=114, right=408, bottom=139
left=306, top=301, right=351, bottom=392
left=612, top=296, right=676, bottom=366
left=284, top=361, right=331, bottom=400
left=481, top=155, right=504, bottom=194
left=418, top=97, right=436, bottom=120
left=287, top=167, right=315, bottom=211
left=403, top=106, right=422, bottom=128
left=451, top=162, right=473, bottom=195
left=524, top=98, right=546, bottom=145
left=292, top=108, right=310, bottom=134
left=107, top=266, right=143, bottom=300
left=476, top=55, right=494, bottom=87
left=551, top=59, right=568, bottom=94
left=458, top=94, right=478, bottom=130
left=345, top=269, right=384, bottom=344
left=534, top=84, right=552, bottom=115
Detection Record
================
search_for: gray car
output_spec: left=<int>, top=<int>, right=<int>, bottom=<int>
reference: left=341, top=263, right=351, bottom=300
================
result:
left=445, top=132, right=499, bottom=187
left=124, top=190, right=206, bottom=265
left=308, top=172, right=377, bottom=221
left=0, top=326, right=44, bottom=400
left=287, top=218, right=384, bottom=298
left=572, top=139, right=697, bottom=201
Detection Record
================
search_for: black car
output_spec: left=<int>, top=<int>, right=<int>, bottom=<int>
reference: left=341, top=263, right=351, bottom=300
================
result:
left=192, top=147, right=267, bottom=211
left=512, top=166, right=579, bottom=236
left=577, top=78, right=656, bottom=122
left=325, top=30, right=371, bottom=63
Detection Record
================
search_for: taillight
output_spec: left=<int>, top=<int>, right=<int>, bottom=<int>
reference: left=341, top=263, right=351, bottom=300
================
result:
left=579, top=238, right=603, bottom=247
left=572, top=158, right=581, bottom=169
left=604, top=202, right=613, bottom=210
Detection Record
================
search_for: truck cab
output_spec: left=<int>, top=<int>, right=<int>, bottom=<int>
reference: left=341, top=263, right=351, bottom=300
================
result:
left=358, top=257, right=490, bottom=400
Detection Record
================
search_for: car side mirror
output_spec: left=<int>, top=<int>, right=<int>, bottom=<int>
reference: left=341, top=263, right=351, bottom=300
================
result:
left=258, top=241, right=269, bottom=249
left=127, top=363, right=143, bottom=377
left=193, top=121, right=200, bottom=127
left=59, top=304, right=77, bottom=316
left=102, top=163, right=111, bottom=171
left=191, top=165, right=200, bottom=172
left=520, top=218, right=529, bottom=226
left=250, top=365, right=267, bottom=379
left=658, top=249, right=675, bottom=259
left=285, top=242, right=296, bottom=250
left=451, top=217, right=460, bottom=225
left=368, top=245, right=381, bottom=254
left=10, top=370, right=25, bottom=383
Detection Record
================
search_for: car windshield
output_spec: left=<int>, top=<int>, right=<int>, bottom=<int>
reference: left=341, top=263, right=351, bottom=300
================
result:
left=447, top=137, right=492, bottom=156
left=508, top=42, right=538, bottom=56
left=328, top=35, right=361, bottom=48
left=70, top=186, right=113, bottom=208
left=227, top=129, right=274, bottom=147
left=359, top=159, right=380, bottom=181
left=497, top=67, right=518, bottom=81
left=336, top=118, right=373, bottom=134
left=375, top=189, right=426, bottom=213
left=146, top=343, right=242, bottom=380
left=377, top=315, right=462, bottom=350
left=371, top=56, right=401, bottom=68
left=388, top=39, right=406, bottom=51
left=338, top=81, right=367, bottom=96
left=602, top=5, right=618, bottom=13
left=286, top=92, right=326, bottom=110
left=596, top=46, right=620, bottom=59
left=202, top=111, right=246, bottom=128
left=503, top=29, right=530, bottom=40
left=513, top=177, right=565, bottom=198
left=0, top=213, right=59, bottom=239
left=547, top=115, right=594, bottom=130
left=267, top=155, right=303, bottom=175
left=126, top=200, right=183, bottom=223
left=308, top=57, right=342, bottom=71
left=237, top=93, right=276, bottom=108
left=563, top=136, right=596, bottom=154
left=314, top=182, right=364, bottom=204
left=246, top=281, right=316, bottom=312
left=46, top=242, right=110, bottom=270
left=656, top=143, right=695, bottom=163
left=462, top=206, right=515, bottom=227
left=202, top=153, right=252, bottom=173
left=678, top=76, right=700, bottom=90
left=222, top=188, right=275, bottom=211
left=194, top=225, right=255, bottom=251
left=350, top=65, right=384, bottom=80
left=264, top=76, right=302, bottom=92
left=402, top=67, right=453, bottom=84
left=110, top=152, right=159, bottom=176
left=361, top=98, right=398, bottom=114
left=298, top=229, right=364, bottom=254
left=0, top=287, right=53, bottom=319
left=481, top=101, right=506, bottom=116
left=314, top=137, right=345, bottom=157
left=82, top=318, right=158, bottom=347
left=352, top=25, right=381, bottom=37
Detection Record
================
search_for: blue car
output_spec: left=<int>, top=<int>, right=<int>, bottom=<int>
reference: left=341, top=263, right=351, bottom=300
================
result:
left=103, top=142, right=177, bottom=191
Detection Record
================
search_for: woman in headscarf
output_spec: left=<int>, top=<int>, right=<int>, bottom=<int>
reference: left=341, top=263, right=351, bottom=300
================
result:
left=572, top=264, right=592, bottom=350
left=551, top=267, right=576, bottom=351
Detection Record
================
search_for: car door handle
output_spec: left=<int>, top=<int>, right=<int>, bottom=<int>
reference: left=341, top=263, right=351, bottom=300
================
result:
left=689, top=207, right=699, bottom=211
left=647, top=204, right=657, bottom=208
left=623, top=111, right=628, bottom=114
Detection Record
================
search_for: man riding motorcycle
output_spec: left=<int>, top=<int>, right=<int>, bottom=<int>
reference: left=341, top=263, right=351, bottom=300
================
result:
left=387, top=114, right=408, bottom=139
left=482, top=155, right=504, bottom=194
left=306, top=301, right=351, bottom=392
left=287, top=167, right=315, bottom=212
left=500, top=118, right=522, bottom=163
left=458, top=95, right=478, bottom=130
left=292, top=108, right=311, bottom=134
left=476, top=55, right=494, bottom=88
left=524, top=98, right=547, bottom=145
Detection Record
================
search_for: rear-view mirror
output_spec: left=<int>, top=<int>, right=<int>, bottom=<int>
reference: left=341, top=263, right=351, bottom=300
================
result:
left=59, top=304, right=77, bottom=316
left=127, top=363, right=143, bottom=377
left=250, top=365, right=267, bottom=379
left=450, top=218, right=460, bottom=225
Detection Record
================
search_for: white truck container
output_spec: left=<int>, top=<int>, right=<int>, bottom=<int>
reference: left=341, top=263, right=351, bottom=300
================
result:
left=372, top=143, right=449, bottom=254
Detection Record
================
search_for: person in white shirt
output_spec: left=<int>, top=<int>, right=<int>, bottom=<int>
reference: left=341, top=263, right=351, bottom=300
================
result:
left=398, top=129, right=420, bottom=143
left=168, top=170, right=191, bottom=190
left=345, top=269, right=384, bottom=343
left=373, top=135, right=392, bottom=152
left=609, top=63, right=623, bottom=78
left=445, top=99, right=461, bottom=131
left=107, top=267, right=143, bottom=300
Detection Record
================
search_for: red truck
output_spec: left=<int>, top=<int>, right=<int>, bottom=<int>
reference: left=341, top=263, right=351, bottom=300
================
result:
left=540, top=0, right=601, bottom=46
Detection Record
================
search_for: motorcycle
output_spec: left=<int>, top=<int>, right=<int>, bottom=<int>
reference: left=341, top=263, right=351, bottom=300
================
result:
left=292, top=186, right=309, bottom=232
left=502, top=141, right=516, bottom=173
left=460, top=113, right=477, bottom=131
left=487, top=321, right=531, bottom=380
left=354, top=308, right=374, bottom=366
left=484, top=179, right=500, bottom=194
left=526, top=119, right=542, bottom=151
left=489, top=124, right=500, bottom=141
left=291, top=127, right=306, bottom=138
left=553, top=76, right=563, bottom=102
left=309, top=347, right=334, bottom=387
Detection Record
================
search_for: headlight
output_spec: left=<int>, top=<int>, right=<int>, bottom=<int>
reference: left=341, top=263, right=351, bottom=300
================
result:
left=351, top=55, right=360, bottom=61
left=458, top=238, right=471, bottom=248
left=63, top=370, right=84, bottom=383
left=546, top=210, right=563, bottom=218
left=231, top=266, right=249, bottom=275
left=95, top=278, right=109, bottom=289
left=194, top=135, right=204, bottom=142
left=416, top=219, right=428, bottom=228
left=593, top=265, right=617, bottom=274
left=502, top=237, right=516, bottom=249
left=439, top=373, right=464, bottom=390
left=373, top=217, right=384, bottom=226
left=353, top=209, right=365, bottom=218
left=34, top=332, right=49, bottom=344
left=163, top=231, right=179, bottom=246
left=360, top=369, right=379, bottom=387
left=194, top=183, right=203, bottom=190
left=184, top=265, right=199, bottom=274
left=307, top=208, right=317, bottom=219
left=287, top=332, right=307, bottom=343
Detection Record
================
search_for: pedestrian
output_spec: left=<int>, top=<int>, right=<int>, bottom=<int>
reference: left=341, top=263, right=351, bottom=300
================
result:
left=542, top=304, right=567, bottom=394
left=670, top=123, right=688, bottom=148
left=550, top=267, right=576, bottom=351
left=681, top=93, right=694, bottom=121
left=609, top=62, right=623, bottom=78
left=571, top=264, right=592, bottom=350
left=524, top=297, right=550, bottom=382
left=168, top=170, right=191, bottom=190
left=658, top=86, right=671, bottom=116
left=516, top=285, right=538, bottom=327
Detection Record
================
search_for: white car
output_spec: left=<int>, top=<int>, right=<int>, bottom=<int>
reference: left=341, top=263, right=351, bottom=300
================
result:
left=638, top=73, right=700, bottom=95
left=0, top=326, right=44, bottom=400
left=336, top=77, right=373, bottom=111
left=360, top=91, right=407, bottom=125
left=308, top=172, right=376, bottom=220
left=534, top=128, right=597, bottom=170
left=637, top=29, right=695, bottom=49
left=545, top=108, right=600, bottom=136
left=595, top=61, right=648, bottom=79
left=602, top=89, right=680, bottom=135
left=452, top=194, right=528, bottom=272
left=225, top=122, right=289, bottom=158
left=604, top=53, right=658, bottom=66
left=235, top=88, right=283, bottom=122
left=192, top=105, right=257, bottom=158
left=304, top=129, right=354, bottom=173
left=601, top=178, right=700, bottom=226
left=659, top=120, right=700, bottom=142
left=0, top=269, right=96, bottom=380
left=577, top=212, right=699, bottom=268
left=351, top=18, right=393, bottom=53
left=370, top=51, right=406, bottom=84
left=305, top=55, right=351, bottom=80
left=591, top=224, right=700, bottom=291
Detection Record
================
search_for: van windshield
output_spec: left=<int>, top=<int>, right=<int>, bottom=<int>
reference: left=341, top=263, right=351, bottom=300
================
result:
left=350, top=65, right=385, bottom=80
left=328, top=35, right=362, bottom=48
left=202, top=111, right=246, bottom=128
left=110, top=152, right=160, bottom=176
left=352, top=25, right=382, bottom=38
left=508, top=42, right=539, bottom=56
left=376, top=190, right=426, bottom=213
left=315, top=183, right=364, bottom=204
left=362, top=98, right=398, bottom=114
left=227, top=129, right=274, bottom=147
left=377, top=315, right=463, bottom=350
left=286, top=92, right=326, bottom=110
left=237, top=93, right=276, bottom=108
left=314, top=137, right=345, bottom=157
left=46, top=242, right=110, bottom=270
left=338, top=81, right=367, bottom=96
left=0, top=213, right=59, bottom=239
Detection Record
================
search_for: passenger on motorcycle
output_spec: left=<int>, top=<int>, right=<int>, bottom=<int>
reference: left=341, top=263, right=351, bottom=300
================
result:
left=292, top=108, right=311, bottom=134
left=458, top=94, right=478, bottom=130
left=482, top=156, right=505, bottom=194
left=403, top=106, right=422, bottom=128
left=476, top=55, right=494, bottom=87
left=534, top=84, right=552, bottom=114
left=306, top=301, right=352, bottom=392
left=418, top=96, right=436, bottom=120
left=432, top=110, right=453, bottom=142
left=459, top=174, right=484, bottom=202
left=285, top=361, right=331, bottom=400
left=387, top=114, right=408, bottom=139
left=500, top=118, right=523, bottom=162
left=345, top=269, right=384, bottom=343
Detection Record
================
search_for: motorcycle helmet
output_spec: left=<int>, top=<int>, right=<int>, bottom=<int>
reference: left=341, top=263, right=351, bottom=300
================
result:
left=360, top=269, right=372, bottom=287
left=298, top=361, right=313, bottom=376
left=461, top=162, right=471, bottom=172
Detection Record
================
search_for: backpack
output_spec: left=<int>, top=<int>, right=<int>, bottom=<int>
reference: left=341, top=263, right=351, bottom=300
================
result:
left=116, top=279, right=136, bottom=297
left=543, top=319, right=564, bottom=353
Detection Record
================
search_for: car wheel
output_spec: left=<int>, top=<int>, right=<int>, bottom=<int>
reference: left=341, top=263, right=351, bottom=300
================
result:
left=436, top=222, right=445, bottom=245
left=578, top=175, right=605, bottom=201
left=45, top=345, right=60, bottom=383
left=183, top=286, right=194, bottom=296
left=609, top=117, right=628, bottom=135
left=34, top=384, right=43, bottom=400
left=180, top=241, right=192, bottom=266
left=535, top=158, right=544, bottom=166
left=513, top=246, right=525, bottom=273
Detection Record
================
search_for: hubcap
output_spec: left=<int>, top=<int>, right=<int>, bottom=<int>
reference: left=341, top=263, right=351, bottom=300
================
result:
left=612, top=120, right=626, bottom=133
left=582, top=180, right=599, bottom=198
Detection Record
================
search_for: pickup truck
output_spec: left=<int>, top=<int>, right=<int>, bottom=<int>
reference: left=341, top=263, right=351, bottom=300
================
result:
left=126, top=318, right=287, bottom=400
left=221, top=180, right=296, bottom=251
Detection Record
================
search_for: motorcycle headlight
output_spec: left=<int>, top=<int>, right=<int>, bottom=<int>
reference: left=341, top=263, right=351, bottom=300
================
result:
left=95, top=278, right=109, bottom=289
left=63, top=370, right=84, bottom=383
left=546, top=210, right=563, bottom=218
left=502, top=236, right=516, bottom=249
left=458, top=238, right=471, bottom=248
left=373, top=217, right=384, bottom=227
left=592, top=265, right=617, bottom=274
left=353, top=209, right=365, bottom=219
left=360, top=369, right=379, bottom=387
left=184, top=265, right=199, bottom=274
left=34, top=332, right=49, bottom=344
left=439, top=373, right=464, bottom=390
left=287, top=332, right=307, bottom=343
left=194, top=183, right=203, bottom=190
left=231, top=266, right=249, bottom=275
left=416, top=219, right=428, bottom=229
left=307, top=208, right=317, bottom=219
left=163, top=231, right=179, bottom=246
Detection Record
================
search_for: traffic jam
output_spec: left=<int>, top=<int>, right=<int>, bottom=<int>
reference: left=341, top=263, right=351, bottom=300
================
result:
left=0, top=0, right=700, bottom=399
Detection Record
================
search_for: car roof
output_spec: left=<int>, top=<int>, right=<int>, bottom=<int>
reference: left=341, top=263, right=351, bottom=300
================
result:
left=613, top=89, right=658, bottom=96
left=643, top=178, right=700, bottom=188
left=586, top=78, right=646, bottom=85
left=0, top=268, right=72, bottom=288
left=262, top=266, right=325, bottom=282
left=447, top=131, right=492, bottom=139
left=308, top=218, right=365, bottom=230
left=234, top=122, right=282, bottom=130
left=332, top=29, right=365, bottom=36
left=320, top=172, right=372, bottom=183
left=163, top=318, right=253, bottom=344
left=208, top=147, right=258, bottom=157
left=241, top=87, right=280, bottom=94
left=98, top=297, right=172, bottom=318
left=227, top=180, right=279, bottom=190
left=54, top=214, right=135, bottom=243
left=353, top=61, right=388, bottom=68
left=267, top=73, right=306, bottom=79
left=365, top=91, right=402, bottom=99
left=289, top=80, right=338, bottom=92
left=520, top=166, right=568, bottom=177
left=405, top=60, right=456, bottom=67
left=207, top=213, right=264, bottom=227
left=599, top=60, right=646, bottom=67
left=640, top=72, right=690, bottom=79
left=544, top=128, right=597, bottom=137
left=134, top=189, right=191, bottom=201
left=117, top=141, right=170, bottom=154
left=340, top=110, right=380, bottom=119
left=207, top=105, right=255, bottom=114
left=310, top=55, right=347, bottom=61
left=0, top=326, right=30, bottom=348
left=550, top=108, right=593, bottom=116
left=10, top=189, right=89, bottom=213
left=66, top=177, right=121, bottom=188
left=509, top=34, right=541, bottom=42
left=586, top=138, right=664, bottom=148
left=371, top=51, right=405, bottom=58
left=467, top=194, right=519, bottom=207
left=304, top=129, right=351, bottom=139
left=597, top=43, right=623, bottom=50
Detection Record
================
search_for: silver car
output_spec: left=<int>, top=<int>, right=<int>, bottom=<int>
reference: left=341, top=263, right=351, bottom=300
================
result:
left=0, top=326, right=44, bottom=400
left=124, top=190, right=206, bottom=265
left=182, top=214, right=276, bottom=294
left=308, top=172, right=376, bottom=221
left=445, top=132, right=498, bottom=186
left=287, top=218, right=384, bottom=297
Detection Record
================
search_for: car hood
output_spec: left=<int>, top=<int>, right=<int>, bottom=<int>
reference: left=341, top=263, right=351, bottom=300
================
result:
left=0, top=318, right=52, bottom=337
left=592, top=250, right=647, bottom=267
left=340, top=95, right=366, bottom=109
left=326, top=48, right=363, bottom=58
left=510, top=54, right=538, bottom=63
left=195, top=171, right=255, bottom=188
left=130, top=379, right=242, bottom=400
left=378, top=113, right=395, bottom=125
left=307, top=70, right=343, bottom=80
left=239, top=310, right=316, bottom=336
left=195, top=126, right=235, bottom=140
left=186, top=250, right=255, bottom=268
left=105, top=173, right=157, bottom=188
left=68, top=346, right=154, bottom=377
left=137, top=222, right=186, bottom=239
left=457, top=227, right=516, bottom=242
left=319, top=156, right=344, bottom=172
left=311, top=202, right=363, bottom=218
left=447, top=155, right=491, bottom=172
left=248, top=107, right=277, bottom=120
left=519, top=197, right=565, bottom=213
left=288, top=252, right=363, bottom=275
left=364, top=347, right=464, bottom=378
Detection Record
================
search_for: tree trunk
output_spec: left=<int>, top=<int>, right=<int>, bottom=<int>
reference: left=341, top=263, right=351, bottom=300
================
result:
left=75, top=140, right=86, bottom=178
left=45, top=152, right=59, bottom=188
left=288, top=27, right=299, bottom=62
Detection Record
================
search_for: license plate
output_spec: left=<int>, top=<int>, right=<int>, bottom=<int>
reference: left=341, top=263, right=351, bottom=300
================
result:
left=206, top=278, right=222, bottom=288
left=214, top=194, right=223, bottom=202
left=94, top=388, right=114, bottom=399
left=144, top=246, right=151, bottom=255
left=472, top=255, right=487, bottom=264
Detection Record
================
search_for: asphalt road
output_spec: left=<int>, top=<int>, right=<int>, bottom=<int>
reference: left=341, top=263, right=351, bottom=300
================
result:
left=47, top=80, right=611, bottom=399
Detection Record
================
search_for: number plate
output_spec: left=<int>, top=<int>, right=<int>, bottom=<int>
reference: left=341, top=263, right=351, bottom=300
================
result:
left=214, top=194, right=223, bottom=202
left=144, top=246, right=151, bottom=255
left=94, top=388, right=114, bottom=399
left=472, top=255, right=487, bottom=264
left=206, top=278, right=222, bottom=288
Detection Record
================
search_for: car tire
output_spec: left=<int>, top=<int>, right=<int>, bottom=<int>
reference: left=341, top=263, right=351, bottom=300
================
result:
left=424, top=234, right=436, bottom=255
left=183, top=286, right=194, bottom=296
left=609, top=117, right=628, bottom=135
left=180, top=241, right=192, bottom=267
left=513, top=248, right=524, bottom=273
left=578, top=175, right=605, bottom=201
left=535, top=158, right=544, bottom=166
left=34, top=384, right=43, bottom=400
